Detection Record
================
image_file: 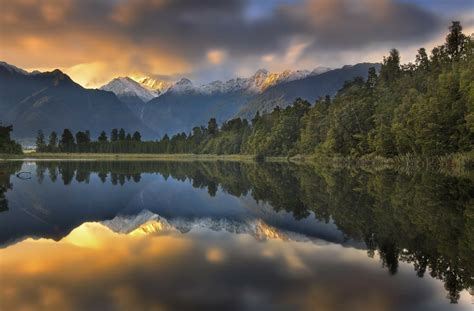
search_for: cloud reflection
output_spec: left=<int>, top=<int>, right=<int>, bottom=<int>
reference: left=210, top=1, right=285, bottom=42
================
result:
left=1, top=222, right=468, bottom=311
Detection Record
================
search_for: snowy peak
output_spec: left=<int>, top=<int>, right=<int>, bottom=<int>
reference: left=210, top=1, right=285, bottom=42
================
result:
left=133, top=77, right=173, bottom=93
left=100, top=77, right=159, bottom=102
left=102, top=66, right=332, bottom=99
left=169, top=78, right=196, bottom=94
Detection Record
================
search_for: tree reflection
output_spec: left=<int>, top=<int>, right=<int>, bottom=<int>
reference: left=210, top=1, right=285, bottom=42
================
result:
left=27, top=160, right=474, bottom=302
left=0, top=162, right=22, bottom=213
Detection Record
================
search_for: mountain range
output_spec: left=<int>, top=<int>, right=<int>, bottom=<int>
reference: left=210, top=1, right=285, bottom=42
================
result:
left=0, top=61, right=379, bottom=141
left=0, top=62, right=153, bottom=142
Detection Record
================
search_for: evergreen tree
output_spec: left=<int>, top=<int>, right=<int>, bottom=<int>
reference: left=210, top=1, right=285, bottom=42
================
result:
left=48, top=131, right=58, bottom=152
left=35, top=130, right=46, bottom=152
left=111, top=129, right=118, bottom=142
left=98, top=131, right=108, bottom=142
left=208, top=118, right=218, bottom=136
left=132, top=131, right=141, bottom=142
left=118, top=128, right=126, bottom=141
left=59, top=129, right=75, bottom=152
left=446, top=21, right=466, bottom=61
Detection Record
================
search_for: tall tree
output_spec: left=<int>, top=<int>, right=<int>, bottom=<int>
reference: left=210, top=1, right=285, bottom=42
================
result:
left=35, top=130, right=46, bottom=152
left=132, top=131, right=141, bottom=142
left=98, top=131, right=108, bottom=142
left=48, top=131, right=58, bottom=151
left=118, top=128, right=126, bottom=141
left=111, top=129, right=118, bottom=142
left=446, top=21, right=466, bottom=61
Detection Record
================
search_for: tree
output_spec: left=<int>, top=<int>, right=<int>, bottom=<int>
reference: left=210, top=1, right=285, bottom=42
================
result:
left=0, top=125, right=22, bottom=154
left=111, top=129, right=118, bottom=142
left=118, top=128, right=126, bottom=141
left=445, top=21, right=466, bottom=61
left=208, top=118, right=218, bottom=136
left=380, top=48, right=401, bottom=83
left=98, top=131, right=108, bottom=142
left=76, top=131, right=90, bottom=145
left=59, top=129, right=75, bottom=152
left=35, top=130, right=46, bottom=152
left=132, top=131, right=141, bottom=142
left=48, top=131, right=58, bottom=151
left=366, top=67, right=378, bottom=89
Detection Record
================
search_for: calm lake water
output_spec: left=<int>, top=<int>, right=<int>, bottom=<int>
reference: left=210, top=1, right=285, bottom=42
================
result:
left=0, top=160, right=472, bottom=310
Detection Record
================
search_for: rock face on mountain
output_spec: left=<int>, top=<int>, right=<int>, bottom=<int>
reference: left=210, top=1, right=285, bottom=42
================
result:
left=237, top=63, right=381, bottom=119
left=0, top=62, right=153, bottom=141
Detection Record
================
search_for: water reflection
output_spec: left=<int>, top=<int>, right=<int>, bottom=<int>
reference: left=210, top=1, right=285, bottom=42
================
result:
left=0, top=160, right=472, bottom=309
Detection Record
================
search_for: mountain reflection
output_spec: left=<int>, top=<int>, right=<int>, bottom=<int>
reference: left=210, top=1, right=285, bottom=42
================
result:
left=0, top=160, right=472, bottom=305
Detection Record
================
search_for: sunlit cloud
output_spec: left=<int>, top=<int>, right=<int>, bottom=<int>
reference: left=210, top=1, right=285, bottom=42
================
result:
left=0, top=0, right=471, bottom=86
left=207, top=49, right=227, bottom=65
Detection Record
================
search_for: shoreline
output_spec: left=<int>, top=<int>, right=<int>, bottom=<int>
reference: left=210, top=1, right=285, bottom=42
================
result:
left=1, top=152, right=472, bottom=175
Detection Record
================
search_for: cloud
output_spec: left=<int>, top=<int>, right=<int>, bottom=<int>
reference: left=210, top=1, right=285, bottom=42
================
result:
left=0, top=0, right=466, bottom=85
left=0, top=222, right=462, bottom=310
left=207, top=49, right=227, bottom=65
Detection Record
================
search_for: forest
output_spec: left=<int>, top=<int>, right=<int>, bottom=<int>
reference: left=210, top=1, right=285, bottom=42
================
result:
left=24, top=22, right=474, bottom=159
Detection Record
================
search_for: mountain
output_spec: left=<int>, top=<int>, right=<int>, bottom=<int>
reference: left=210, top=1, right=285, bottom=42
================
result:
left=100, top=77, right=159, bottom=103
left=135, top=76, right=173, bottom=94
left=141, top=64, right=376, bottom=135
left=0, top=62, right=154, bottom=141
left=100, top=77, right=158, bottom=117
left=237, top=63, right=380, bottom=119
left=142, top=85, right=252, bottom=135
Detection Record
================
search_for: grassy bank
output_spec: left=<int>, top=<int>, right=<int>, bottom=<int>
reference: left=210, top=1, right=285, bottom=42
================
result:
left=1, top=152, right=263, bottom=162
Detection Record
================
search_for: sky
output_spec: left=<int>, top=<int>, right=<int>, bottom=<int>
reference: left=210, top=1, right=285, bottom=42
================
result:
left=0, top=0, right=473, bottom=88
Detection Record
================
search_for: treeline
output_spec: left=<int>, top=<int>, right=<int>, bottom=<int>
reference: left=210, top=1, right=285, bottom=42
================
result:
left=0, top=125, right=22, bottom=154
left=37, top=22, right=473, bottom=158
left=35, top=128, right=145, bottom=153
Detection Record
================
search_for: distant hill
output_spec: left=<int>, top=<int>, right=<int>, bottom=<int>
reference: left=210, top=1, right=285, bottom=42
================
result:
left=0, top=62, right=154, bottom=142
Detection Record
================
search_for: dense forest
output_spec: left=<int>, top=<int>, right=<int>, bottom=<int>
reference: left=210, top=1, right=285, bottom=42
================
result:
left=34, top=22, right=473, bottom=158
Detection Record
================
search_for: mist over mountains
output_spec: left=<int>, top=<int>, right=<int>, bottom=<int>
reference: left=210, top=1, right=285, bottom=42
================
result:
left=0, top=61, right=379, bottom=141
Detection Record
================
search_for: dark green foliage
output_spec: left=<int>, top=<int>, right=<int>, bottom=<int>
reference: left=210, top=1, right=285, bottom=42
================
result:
left=59, top=129, right=75, bottom=152
left=98, top=131, right=108, bottom=142
left=35, top=130, right=46, bottom=152
left=132, top=131, right=141, bottom=142
left=0, top=124, right=22, bottom=154
left=47, top=131, right=58, bottom=152
left=111, top=129, right=118, bottom=142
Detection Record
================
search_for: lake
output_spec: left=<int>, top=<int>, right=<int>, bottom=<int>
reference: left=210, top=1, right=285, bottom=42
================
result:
left=0, top=160, right=472, bottom=310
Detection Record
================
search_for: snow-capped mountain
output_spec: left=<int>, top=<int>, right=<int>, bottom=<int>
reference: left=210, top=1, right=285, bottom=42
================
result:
left=101, top=209, right=314, bottom=242
left=134, top=76, right=173, bottom=93
left=168, top=78, right=196, bottom=94
left=102, top=67, right=329, bottom=100
left=100, top=77, right=159, bottom=102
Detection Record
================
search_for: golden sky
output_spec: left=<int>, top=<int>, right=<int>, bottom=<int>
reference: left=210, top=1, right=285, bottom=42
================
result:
left=0, top=0, right=472, bottom=87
